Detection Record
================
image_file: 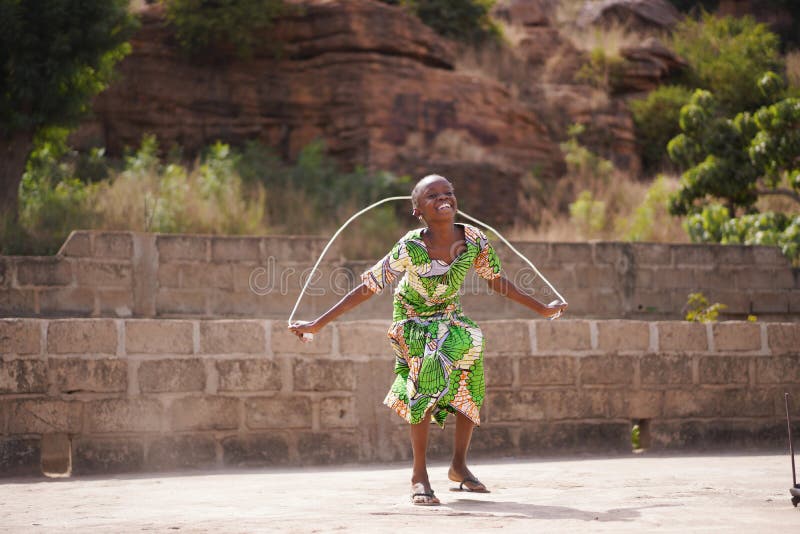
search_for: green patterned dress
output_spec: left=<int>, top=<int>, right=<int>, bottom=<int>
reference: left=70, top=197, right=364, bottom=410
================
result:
left=361, top=223, right=502, bottom=427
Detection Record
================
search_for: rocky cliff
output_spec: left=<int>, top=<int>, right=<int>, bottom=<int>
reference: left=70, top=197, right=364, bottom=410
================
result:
left=74, top=0, right=685, bottom=224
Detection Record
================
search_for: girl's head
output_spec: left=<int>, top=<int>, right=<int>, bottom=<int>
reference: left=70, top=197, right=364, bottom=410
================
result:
left=411, top=174, right=457, bottom=223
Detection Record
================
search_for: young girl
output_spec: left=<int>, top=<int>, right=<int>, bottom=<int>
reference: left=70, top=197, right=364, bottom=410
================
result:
left=289, top=174, right=567, bottom=506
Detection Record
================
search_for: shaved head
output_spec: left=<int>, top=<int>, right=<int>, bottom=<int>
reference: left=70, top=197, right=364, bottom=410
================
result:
left=411, top=174, right=451, bottom=208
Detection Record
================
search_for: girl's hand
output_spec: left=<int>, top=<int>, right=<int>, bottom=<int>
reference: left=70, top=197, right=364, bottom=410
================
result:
left=288, top=320, right=320, bottom=342
left=542, top=301, right=568, bottom=320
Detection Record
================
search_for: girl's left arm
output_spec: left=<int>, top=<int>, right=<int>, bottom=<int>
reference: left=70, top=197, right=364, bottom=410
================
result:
left=486, top=275, right=567, bottom=319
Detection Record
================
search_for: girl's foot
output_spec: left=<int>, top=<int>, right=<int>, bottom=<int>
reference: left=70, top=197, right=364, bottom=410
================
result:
left=448, top=466, right=489, bottom=493
left=410, top=481, right=440, bottom=506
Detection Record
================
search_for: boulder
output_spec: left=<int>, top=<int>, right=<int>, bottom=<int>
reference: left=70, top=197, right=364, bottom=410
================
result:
left=576, top=0, right=682, bottom=32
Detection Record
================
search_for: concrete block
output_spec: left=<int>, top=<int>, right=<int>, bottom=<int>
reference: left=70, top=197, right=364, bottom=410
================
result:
left=75, top=260, right=132, bottom=288
left=156, top=235, right=208, bottom=261
left=767, top=324, right=800, bottom=355
left=9, top=400, right=83, bottom=433
left=579, top=355, right=635, bottom=385
left=293, top=359, right=356, bottom=391
left=699, top=356, right=749, bottom=384
left=296, top=431, right=361, bottom=464
left=736, top=269, right=795, bottom=290
left=146, top=435, right=217, bottom=471
left=0, top=438, right=41, bottom=477
left=489, top=390, right=548, bottom=421
left=481, top=320, right=530, bottom=354
left=138, top=359, right=206, bottom=392
left=97, top=290, right=134, bottom=317
left=663, top=388, right=772, bottom=418
left=41, top=433, right=71, bottom=476
left=0, top=319, right=41, bottom=354
left=169, top=396, right=239, bottom=431
left=650, top=419, right=787, bottom=450
left=338, top=322, right=391, bottom=355
left=713, top=245, right=754, bottom=265
left=245, top=396, right=312, bottom=429
left=50, top=359, right=127, bottom=393
left=211, top=237, right=260, bottom=262
left=262, top=236, right=326, bottom=263
left=39, top=288, right=94, bottom=315
left=47, top=319, right=117, bottom=354
left=749, top=292, right=789, bottom=314
left=200, top=320, right=264, bottom=354
left=656, top=268, right=695, bottom=289
left=0, top=359, right=48, bottom=394
left=658, top=322, right=707, bottom=352
left=320, top=396, right=358, bottom=428
left=16, top=258, right=72, bottom=286
left=59, top=231, right=91, bottom=257
left=579, top=388, right=627, bottom=418
left=631, top=243, right=672, bottom=265
left=597, top=320, right=649, bottom=352
left=86, top=398, right=164, bottom=433
left=626, top=389, right=663, bottom=419
left=756, top=355, right=800, bottom=384
left=713, top=322, right=761, bottom=352
left=72, top=438, right=144, bottom=474
left=468, top=426, right=515, bottom=455
left=486, top=356, right=514, bottom=386
left=157, top=263, right=181, bottom=288
left=125, top=320, right=194, bottom=354
left=640, top=354, right=693, bottom=385
left=519, top=421, right=631, bottom=453
left=272, top=322, right=333, bottom=355
left=155, top=289, right=206, bottom=316
left=222, top=433, right=291, bottom=467
left=217, top=359, right=282, bottom=392
left=672, top=245, right=715, bottom=265
left=752, top=246, right=791, bottom=266
left=178, top=262, right=234, bottom=290
left=517, top=355, right=575, bottom=385
left=549, top=243, right=593, bottom=263
left=0, top=289, right=37, bottom=316
left=536, top=320, right=591, bottom=352
left=94, top=233, right=133, bottom=259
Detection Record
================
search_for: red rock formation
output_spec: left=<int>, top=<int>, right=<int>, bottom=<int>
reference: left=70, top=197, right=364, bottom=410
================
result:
left=74, top=0, right=568, bottom=226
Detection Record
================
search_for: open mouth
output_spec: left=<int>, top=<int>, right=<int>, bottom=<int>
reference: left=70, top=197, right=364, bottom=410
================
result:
left=436, top=203, right=452, bottom=211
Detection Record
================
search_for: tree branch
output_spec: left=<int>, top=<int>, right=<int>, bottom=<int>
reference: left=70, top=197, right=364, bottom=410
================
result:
left=755, top=187, right=800, bottom=205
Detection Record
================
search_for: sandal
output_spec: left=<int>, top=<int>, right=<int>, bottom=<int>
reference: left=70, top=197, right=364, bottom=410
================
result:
left=411, top=483, right=440, bottom=506
left=450, top=476, right=490, bottom=493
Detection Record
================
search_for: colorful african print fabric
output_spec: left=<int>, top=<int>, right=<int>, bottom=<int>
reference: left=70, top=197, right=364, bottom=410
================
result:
left=361, top=224, right=502, bottom=427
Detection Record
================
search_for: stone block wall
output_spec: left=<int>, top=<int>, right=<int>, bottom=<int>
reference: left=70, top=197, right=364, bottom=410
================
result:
left=2, top=318, right=798, bottom=477
left=1, top=231, right=797, bottom=322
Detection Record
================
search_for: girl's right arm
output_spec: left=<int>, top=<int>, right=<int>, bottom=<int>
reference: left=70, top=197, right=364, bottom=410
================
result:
left=288, top=282, right=374, bottom=341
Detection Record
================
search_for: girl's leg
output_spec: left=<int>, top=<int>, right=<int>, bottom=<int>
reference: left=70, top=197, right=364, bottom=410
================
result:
left=410, top=418, right=439, bottom=504
left=448, top=411, right=488, bottom=491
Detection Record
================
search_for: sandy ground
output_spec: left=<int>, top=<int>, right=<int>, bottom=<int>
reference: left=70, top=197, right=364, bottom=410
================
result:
left=1, top=453, right=798, bottom=533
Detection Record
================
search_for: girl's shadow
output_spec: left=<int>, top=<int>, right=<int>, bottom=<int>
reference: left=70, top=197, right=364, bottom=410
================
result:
left=445, top=498, right=676, bottom=522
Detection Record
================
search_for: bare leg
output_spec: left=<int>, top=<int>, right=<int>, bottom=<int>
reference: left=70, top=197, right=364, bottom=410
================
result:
left=410, top=417, right=440, bottom=504
left=448, top=411, right=488, bottom=492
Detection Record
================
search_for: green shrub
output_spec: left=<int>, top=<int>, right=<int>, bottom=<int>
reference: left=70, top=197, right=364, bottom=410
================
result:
left=630, top=86, right=693, bottom=173
left=685, top=292, right=727, bottom=322
left=574, top=48, right=626, bottom=93
left=162, top=0, right=289, bottom=58
left=619, top=175, right=677, bottom=242
left=379, top=0, right=500, bottom=44
left=569, top=191, right=607, bottom=237
left=671, top=13, right=783, bottom=114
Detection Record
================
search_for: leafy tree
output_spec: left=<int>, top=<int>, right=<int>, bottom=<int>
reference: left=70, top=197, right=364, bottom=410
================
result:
left=671, top=13, right=782, bottom=114
left=668, top=76, right=799, bottom=216
left=630, top=85, right=693, bottom=173
left=161, top=0, right=288, bottom=58
left=0, top=0, right=137, bottom=216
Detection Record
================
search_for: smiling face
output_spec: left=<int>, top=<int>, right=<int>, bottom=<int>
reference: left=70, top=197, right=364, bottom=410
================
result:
left=412, top=175, right=457, bottom=224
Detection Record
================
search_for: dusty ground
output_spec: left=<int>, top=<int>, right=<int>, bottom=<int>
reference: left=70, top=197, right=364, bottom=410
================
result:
left=1, top=453, right=798, bottom=532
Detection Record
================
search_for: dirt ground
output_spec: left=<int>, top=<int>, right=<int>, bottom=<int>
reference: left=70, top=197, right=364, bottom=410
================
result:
left=1, top=453, right=798, bottom=532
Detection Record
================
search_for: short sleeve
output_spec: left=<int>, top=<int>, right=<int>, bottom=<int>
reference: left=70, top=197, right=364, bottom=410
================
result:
left=360, top=239, right=410, bottom=293
left=472, top=228, right=502, bottom=280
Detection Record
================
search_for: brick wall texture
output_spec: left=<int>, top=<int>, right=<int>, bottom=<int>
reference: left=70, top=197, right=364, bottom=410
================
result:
left=1, top=230, right=798, bottom=321
left=2, top=318, right=798, bottom=476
